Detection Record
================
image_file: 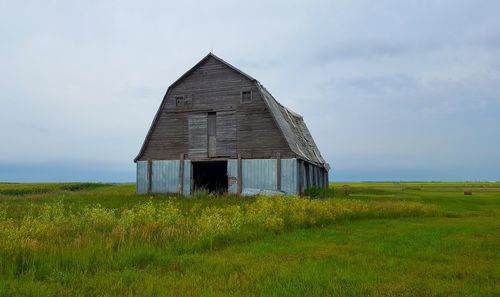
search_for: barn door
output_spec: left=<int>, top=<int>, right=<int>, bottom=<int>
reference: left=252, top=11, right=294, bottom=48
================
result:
left=188, top=113, right=208, bottom=159
left=189, top=111, right=236, bottom=159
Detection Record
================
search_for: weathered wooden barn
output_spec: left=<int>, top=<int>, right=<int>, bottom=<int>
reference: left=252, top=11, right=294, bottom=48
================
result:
left=134, top=53, right=330, bottom=195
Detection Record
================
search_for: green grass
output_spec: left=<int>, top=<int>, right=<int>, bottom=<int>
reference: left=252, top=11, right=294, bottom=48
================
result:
left=0, top=182, right=498, bottom=296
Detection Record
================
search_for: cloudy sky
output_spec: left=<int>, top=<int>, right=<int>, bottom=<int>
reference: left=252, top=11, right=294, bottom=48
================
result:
left=1, top=0, right=499, bottom=182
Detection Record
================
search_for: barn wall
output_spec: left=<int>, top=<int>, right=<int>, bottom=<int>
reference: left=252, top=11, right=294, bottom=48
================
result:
left=227, top=160, right=238, bottom=193
left=183, top=160, right=191, bottom=196
left=298, top=161, right=328, bottom=193
left=138, top=56, right=293, bottom=161
left=137, top=158, right=300, bottom=195
left=136, top=161, right=149, bottom=194
left=240, top=158, right=298, bottom=195
left=151, top=160, right=179, bottom=193
left=281, top=159, right=298, bottom=194
left=242, top=159, right=278, bottom=191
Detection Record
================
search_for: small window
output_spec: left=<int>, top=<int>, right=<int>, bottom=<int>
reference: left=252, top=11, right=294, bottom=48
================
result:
left=241, top=90, right=252, bottom=103
left=175, top=96, right=184, bottom=107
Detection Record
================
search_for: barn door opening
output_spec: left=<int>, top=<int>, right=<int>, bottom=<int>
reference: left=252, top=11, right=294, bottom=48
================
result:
left=192, top=161, right=228, bottom=194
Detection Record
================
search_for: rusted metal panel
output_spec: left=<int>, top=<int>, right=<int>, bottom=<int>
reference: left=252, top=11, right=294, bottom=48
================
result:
left=227, top=159, right=238, bottom=193
left=136, top=161, right=149, bottom=194
left=151, top=160, right=179, bottom=193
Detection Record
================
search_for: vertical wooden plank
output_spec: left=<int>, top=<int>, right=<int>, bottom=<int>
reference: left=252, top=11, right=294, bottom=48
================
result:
left=276, top=153, right=281, bottom=191
left=237, top=154, right=242, bottom=194
left=147, top=159, right=152, bottom=193
left=178, top=153, right=184, bottom=194
left=216, top=111, right=237, bottom=156
left=188, top=113, right=208, bottom=158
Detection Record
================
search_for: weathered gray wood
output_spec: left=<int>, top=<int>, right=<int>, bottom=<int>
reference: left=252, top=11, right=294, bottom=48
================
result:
left=188, top=113, right=208, bottom=159
left=237, top=153, right=242, bottom=194
left=137, top=55, right=294, bottom=161
left=208, top=112, right=216, bottom=157
left=216, top=111, right=236, bottom=156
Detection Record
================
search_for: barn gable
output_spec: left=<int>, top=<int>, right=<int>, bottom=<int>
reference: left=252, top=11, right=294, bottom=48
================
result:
left=134, top=53, right=327, bottom=170
left=135, top=53, right=293, bottom=162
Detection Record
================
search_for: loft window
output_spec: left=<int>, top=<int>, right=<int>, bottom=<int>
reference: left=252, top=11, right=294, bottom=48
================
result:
left=175, top=96, right=184, bottom=107
left=241, top=90, right=252, bottom=103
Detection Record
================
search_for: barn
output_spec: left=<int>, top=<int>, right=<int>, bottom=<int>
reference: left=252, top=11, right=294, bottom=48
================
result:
left=134, top=53, right=330, bottom=195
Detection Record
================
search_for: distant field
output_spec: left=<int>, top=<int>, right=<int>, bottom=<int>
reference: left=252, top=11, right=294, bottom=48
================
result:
left=0, top=182, right=498, bottom=297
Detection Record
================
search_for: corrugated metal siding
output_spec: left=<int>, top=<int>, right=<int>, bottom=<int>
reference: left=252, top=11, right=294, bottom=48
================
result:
left=151, top=160, right=179, bottom=193
left=242, top=159, right=277, bottom=191
left=281, top=159, right=298, bottom=194
left=139, top=158, right=300, bottom=195
left=183, top=160, right=191, bottom=196
left=227, top=160, right=238, bottom=193
left=136, top=161, right=149, bottom=194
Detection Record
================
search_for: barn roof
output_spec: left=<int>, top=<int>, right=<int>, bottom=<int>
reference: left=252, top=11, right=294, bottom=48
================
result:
left=135, top=53, right=328, bottom=169
left=256, top=83, right=327, bottom=167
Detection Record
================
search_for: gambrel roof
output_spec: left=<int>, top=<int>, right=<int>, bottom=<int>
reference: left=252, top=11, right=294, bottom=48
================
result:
left=135, top=53, right=328, bottom=169
left=257, top=83, right=326, bottom=167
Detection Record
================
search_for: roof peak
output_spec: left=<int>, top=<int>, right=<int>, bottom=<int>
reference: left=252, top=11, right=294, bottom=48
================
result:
left=203, top=52, right=256, bottom=81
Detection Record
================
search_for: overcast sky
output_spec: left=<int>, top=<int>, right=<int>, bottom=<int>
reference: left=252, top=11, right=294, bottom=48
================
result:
left=1, top=0, right=499, bottom=182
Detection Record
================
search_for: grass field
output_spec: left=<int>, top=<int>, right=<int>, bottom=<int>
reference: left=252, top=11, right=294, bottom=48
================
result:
left=0, top=182, right=498, bottom=297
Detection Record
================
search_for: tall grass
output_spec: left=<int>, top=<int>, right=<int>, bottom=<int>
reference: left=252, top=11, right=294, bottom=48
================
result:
left=0, top=195, right=436, bottom=289
left=0, top=197, right=436, bottom=253
left=0, top=183, right=497, bottom=297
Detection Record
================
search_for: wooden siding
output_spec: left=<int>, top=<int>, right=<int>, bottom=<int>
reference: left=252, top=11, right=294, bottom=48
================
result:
left=216, top=111, right=236, bottom=156
left=207, top=112, right=216, bottom=157
left=188, top=113, right=208, bottom=159
left=138, top=56, right=293, bottom=161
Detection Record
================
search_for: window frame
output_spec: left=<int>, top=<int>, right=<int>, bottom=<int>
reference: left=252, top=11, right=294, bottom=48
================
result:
left=175, top=95, right=185, bottom=107
left=240, top=90, right=252, bottom=103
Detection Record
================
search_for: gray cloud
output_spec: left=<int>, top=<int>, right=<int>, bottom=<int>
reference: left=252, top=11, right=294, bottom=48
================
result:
left=1, top=0, right=499, bottom=181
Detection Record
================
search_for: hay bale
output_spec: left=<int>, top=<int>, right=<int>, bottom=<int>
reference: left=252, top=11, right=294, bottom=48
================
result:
left=464, top=190, right=472, bottom=195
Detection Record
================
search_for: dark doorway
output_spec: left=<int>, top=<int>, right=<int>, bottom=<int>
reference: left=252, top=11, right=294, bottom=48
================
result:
left=192, top=161, right=228, bottom=194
